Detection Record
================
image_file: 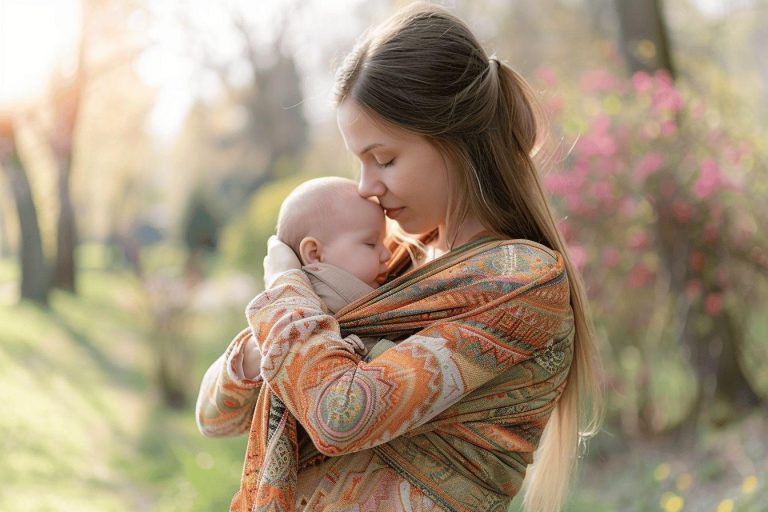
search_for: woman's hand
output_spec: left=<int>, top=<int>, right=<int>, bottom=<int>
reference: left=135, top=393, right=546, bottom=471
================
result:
left=263, top=235, right=302, bottom=289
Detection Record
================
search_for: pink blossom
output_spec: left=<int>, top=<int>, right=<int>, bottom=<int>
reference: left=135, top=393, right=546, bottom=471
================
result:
left=597, top=157, right=619, bottom=177
left=652, top=86, right=683, bottom=114
left=568, top=244, right=587, bottom=271
left=591, top=181, right=613, bottom=202
left=692, top=159, right=722, bottom=200
left=724, top=142, right=751, bottom=165
left=629, top=231, right=651, bottom=250
left=685, top=280, right=702, bottom=299
left=543, top=170, right=586, bottom=199
left=580, top=69, right=618, bottom=93
left=618, top=198, right=638, bottom=216
left=654, top=69, right=674, bottom=86
left=632, top=71, right=653, bottom=94
left=602, top=247, right=621, bottom=268
left=635, top=152, right=665, bottom=181
left=641, top=121, right=661, bottom=140
left=580, top=117, right=617, bottom=157
left=593, top=114, right=612, bottom=133
left=566, top=193, right=589, bottom=215
left=660, top=179, right=676, bottom=197
left=535, top=65, right=558, bottom=87
left=544, top=96, right=564, bottom=117
left=660, top=120, right=677, bottom=137
left=628, top=263, right=653, bottom=288
left=704, top=293, right=723, bottom=315
left=691, top=99, right=706, bottom=120
left=690, top=251, right=705, bottom=272
left=671, top=200, right=692, bottom=223
left=543, top=174, right=569, bottom=195
left=704, top=223, right=719, bottom=242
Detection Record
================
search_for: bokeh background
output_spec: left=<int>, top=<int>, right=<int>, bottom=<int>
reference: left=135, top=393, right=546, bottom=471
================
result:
left=0, top=0, right=766, bottom=511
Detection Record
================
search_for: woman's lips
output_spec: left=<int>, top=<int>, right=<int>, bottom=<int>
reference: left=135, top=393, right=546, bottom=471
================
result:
left=385, top=207, right=404, bottom=219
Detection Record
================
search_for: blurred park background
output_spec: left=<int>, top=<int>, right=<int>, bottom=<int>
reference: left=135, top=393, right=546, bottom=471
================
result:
left=0, top=0, right=766, bottom=510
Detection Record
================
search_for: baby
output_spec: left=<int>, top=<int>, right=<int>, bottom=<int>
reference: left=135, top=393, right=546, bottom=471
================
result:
left=273, top=176, right=395, bottom=359
left=198, top=177, right=398, bottom=468
left=234, top=176, right=398, bottom=470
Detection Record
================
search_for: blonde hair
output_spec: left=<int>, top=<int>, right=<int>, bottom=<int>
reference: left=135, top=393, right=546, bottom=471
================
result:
left=334, top=3, right=604, bottom=511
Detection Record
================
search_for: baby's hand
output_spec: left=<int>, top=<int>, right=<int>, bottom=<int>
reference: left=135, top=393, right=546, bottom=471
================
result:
left=241, top=335, right=262, bottom=380
left=340, top=334, right=368, bottom=357
left=263, top=235, right=302, bottom=288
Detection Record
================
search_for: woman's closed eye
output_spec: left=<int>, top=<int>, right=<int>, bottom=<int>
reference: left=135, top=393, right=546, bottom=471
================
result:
left=375, top=158, right=394, bottom=169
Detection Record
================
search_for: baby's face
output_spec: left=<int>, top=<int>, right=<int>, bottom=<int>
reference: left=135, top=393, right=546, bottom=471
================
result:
left=321, top=197, right=391, bottom=288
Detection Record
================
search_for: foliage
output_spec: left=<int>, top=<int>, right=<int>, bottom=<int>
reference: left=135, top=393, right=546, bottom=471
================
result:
left=538, top=66, right=768, bottom=430
left=182, top=189, right=221, bottom=253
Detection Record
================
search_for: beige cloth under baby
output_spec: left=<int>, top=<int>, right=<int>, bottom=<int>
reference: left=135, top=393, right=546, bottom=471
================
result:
left=302, top=262, right=395, bottom=360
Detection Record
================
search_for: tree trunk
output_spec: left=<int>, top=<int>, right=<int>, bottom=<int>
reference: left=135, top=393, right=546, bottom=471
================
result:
left=0, top=122, right=49, bottom=306
left=0, top=196, right=10, bottom=258
left=655, top=211, right=762, bottom=435
left=613, top=0, right=676, bottom=78
left=50, top=1, right=88, bottom=293
left=52, top=156, right=78, bottom=292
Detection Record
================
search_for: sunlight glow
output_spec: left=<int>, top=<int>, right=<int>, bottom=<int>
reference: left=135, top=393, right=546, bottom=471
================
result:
left=0, top=0, right=80, bottom=108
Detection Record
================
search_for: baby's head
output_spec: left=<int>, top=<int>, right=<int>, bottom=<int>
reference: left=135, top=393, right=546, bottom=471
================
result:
left=276, top=177, right=392, bottom=288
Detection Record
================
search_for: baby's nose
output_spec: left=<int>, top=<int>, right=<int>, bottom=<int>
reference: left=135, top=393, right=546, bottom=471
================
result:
left=381, top=246, right=392, bottom=262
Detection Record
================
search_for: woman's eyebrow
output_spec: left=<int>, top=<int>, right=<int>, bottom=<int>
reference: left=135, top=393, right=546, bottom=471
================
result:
left=359, top=143, right=383, bottom=156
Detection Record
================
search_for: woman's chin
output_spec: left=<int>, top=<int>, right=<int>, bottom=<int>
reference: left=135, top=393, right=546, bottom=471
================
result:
left=395, top=219, right=435, bottom=237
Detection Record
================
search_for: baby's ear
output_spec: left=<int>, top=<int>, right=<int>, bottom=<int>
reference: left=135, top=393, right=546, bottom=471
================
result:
left=299, top=237, right=323, bottom=265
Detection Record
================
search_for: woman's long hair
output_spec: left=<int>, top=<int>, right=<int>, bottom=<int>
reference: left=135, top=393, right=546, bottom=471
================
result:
left=334, top=3, right=604, bottom=511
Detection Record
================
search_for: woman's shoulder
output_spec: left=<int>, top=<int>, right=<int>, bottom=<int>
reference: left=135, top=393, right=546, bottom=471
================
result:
left=466, top=237, right=565, bottom=283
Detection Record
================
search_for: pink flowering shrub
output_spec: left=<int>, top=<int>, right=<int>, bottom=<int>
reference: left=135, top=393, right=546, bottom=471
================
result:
left=536, top=67, right=766, bottom=430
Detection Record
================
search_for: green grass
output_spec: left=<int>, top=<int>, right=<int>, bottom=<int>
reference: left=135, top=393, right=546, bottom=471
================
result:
left=0, top=262, right=250, bottom=511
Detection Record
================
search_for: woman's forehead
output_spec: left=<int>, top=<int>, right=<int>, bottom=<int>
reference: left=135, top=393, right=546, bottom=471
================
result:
left=337, top=101, right=408, bottom=152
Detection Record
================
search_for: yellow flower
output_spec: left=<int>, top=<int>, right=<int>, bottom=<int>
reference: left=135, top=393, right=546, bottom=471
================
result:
left=654, top=463, right=671, bottom=481
left=742, top=475, right=757, bottom=495
left=676, top=473, right=693, bottom=491
left=716, top=499, right=734, bottom=512
left=660, top=492, right=684, bottom=512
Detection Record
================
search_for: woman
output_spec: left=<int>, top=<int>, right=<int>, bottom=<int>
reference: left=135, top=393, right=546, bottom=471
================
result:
left=196, top=3, right=603, bottom=511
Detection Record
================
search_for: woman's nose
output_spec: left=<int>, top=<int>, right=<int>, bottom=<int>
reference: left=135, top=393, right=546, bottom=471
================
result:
left=357, top=166, right=386, bottom=199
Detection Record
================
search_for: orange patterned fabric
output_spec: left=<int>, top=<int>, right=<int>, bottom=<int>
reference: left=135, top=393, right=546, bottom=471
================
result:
left=199, top=237, right=574, bottom=511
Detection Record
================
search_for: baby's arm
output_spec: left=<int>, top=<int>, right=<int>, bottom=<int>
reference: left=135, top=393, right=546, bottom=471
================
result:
left=195, top=328, right=263, bottom=437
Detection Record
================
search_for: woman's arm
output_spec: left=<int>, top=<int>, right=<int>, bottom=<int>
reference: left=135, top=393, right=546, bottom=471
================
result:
left=195, top=328, right=264, bottom=437
left=250, top=266, right=569, bottom=456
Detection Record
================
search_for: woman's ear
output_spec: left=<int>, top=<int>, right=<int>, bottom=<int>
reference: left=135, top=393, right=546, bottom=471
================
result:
left=299, top=237, right=323, bottom=264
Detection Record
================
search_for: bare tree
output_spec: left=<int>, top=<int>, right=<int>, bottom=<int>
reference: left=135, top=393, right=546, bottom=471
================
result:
left=45, top=0, right=149, bottom=292
left=0, top=117, right=49, bottom=306
left=48, top=58, right=85, bottom=293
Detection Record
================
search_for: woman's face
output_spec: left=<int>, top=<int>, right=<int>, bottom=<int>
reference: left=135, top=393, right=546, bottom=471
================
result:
left=336, top=99, right=452, bottom=236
